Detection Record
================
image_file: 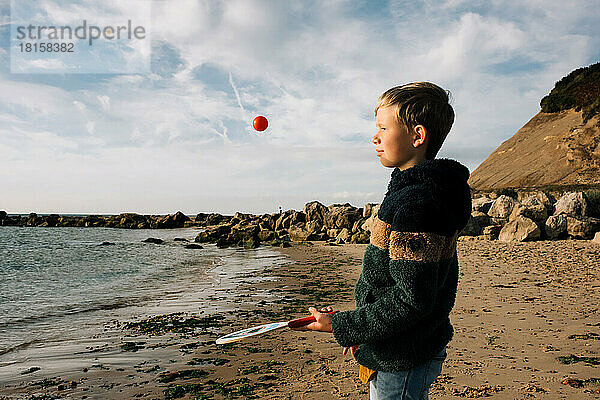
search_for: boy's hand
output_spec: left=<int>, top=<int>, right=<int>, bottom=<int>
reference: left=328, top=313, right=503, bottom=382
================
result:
left=290, top=306, right=333, bottom=333
left=343, top=346, right=358, bottom=361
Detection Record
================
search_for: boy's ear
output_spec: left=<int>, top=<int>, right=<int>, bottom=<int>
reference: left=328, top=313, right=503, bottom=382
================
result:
left=412, top=125, right=427, bottom=147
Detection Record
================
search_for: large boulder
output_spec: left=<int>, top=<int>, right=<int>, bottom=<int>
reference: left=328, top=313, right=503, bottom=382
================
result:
left=335, top=228, right=351, bottom=244
left=303, top=201, right=328, bottom=225
left=509, top=197, right=548, bottom=225
left=289, top=210, right=306, bottom=225
left=229, top=223, right=260, bottom=243
left=349, top=231, right=370, bottom=244
left=38, top=214, right=60, bottom=227
left=234, top=212, right=253, bottom=221
left=195, top=224, right=231, bottom=243
left=242, top=236, right=260, bottom=249
left=82, top=214, right=101, bottom=227
left=258, top=214, right=276, bottom=230
left=313, top=232, right=330, bottom=241
left=327, top=228, right=341, bottom=239
left=566, top=216, right=600, bottom=239
left=258, top=221, right=272, bottom=232
left=215, top=222, right=261, bottom=248
left=460, top=211, right=490, bottom=236
left=153, top=211, right=190, bottom=229
left=488, top=195, right=518, bottom=220
left=275, top=231, right=291, bottom=242
left=1, top=214, right=20, bottom=226
left=206, top=213, right=227, bottom=226
left=585, top=191, right=600, bottom=218
left=486, top=188, right=517, bottom=201
left=489, top=217, right=508, bottom=226
left=288, top=224, right=312, bottom=242
left=352, top=217, right=368, bottom=234
left=275, top=210, right=305, bottom=231
left=498, top=215, right=540, bottom=242
left=361, top=204, right=381, bottom=234
left=143, top=238, right=164, bottom=244
left=117, top=213, right=147, bottom=228
left=195, top=213, right=209, bottom=225
left=257, top=230, right=275, bottom=242
left=26, top=212, right=41, bottom=226
left=57, top=216, right=77, bottom=227
left=274, top=214, right=291, bottom=231
left=545, top=214, right=568, bottom=239
left=482, top=225, right=502, bottom=240
left=472, top=197, right=494, bottom=214
left=363, top=203, right=379, bottom=218
left=553, top=192, right=591, bottom=218
left=521, top=191, right=554, bottom=213
left=325, top=203, right=362, bottom=230
left=305, top=220, right=322, bottom=234
left=593, top=231, right=600, bottom=244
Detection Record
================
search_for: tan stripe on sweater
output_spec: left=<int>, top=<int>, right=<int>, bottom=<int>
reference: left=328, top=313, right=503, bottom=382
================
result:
left=389, top=230, right=458, bottom=262
left=370, top=216, right=391, bottom=249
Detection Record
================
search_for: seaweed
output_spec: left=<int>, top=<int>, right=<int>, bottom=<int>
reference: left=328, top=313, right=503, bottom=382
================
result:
left=557, top=354, right=600, bottom=365
left=451, top=385, right=504, bottom=397
left=187, top=358, right=229, bottom=366
left=31, top=377, right=63, bottom=388
left=159, top=369, right=209, bottom=383
left=568, top=333, right=600, bottom=341
left=124, top=313, right=225, bottom=335
left=21, top=366, right=41, bottom=375
left=163, top=377, right=274, bottom=400
left=562, top=377, right=600, bottom=388
left=120, top=341, right=146, bottom=352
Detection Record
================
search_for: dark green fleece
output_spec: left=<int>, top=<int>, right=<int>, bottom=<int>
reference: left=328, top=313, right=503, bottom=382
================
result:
left=331, top=158, right=472, bottom=372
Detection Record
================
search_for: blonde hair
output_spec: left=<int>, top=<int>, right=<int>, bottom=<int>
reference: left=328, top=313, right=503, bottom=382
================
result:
left=375, top=82, right=455, bottom=160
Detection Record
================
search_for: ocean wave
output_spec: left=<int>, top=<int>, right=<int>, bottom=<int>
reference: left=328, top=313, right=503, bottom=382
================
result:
left=0, top=339, right=42, bottom=357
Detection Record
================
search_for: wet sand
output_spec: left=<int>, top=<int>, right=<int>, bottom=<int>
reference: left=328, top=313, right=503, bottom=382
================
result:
left=1, top=239, right=599, bottom=399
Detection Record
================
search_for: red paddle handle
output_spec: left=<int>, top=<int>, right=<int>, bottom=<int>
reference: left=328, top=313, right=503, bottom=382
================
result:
left=287, top=311, right=338, bottom=329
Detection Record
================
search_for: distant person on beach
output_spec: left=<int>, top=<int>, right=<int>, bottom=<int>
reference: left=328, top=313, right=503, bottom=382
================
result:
left=292, top=82, right=472, bottom=399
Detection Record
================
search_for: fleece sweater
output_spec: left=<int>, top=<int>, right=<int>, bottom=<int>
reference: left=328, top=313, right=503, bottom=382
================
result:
left=331, top=158, right=472, bottom=372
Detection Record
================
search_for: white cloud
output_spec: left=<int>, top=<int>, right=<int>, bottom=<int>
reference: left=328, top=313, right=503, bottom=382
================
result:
left=25, top=58, right=69, bottom=71
left=150, top=0, right=209, bottom=42
left=73, top=100, right=86, bottom=112
left=85, top=121, right=95, bottom=135
left=96, top=95, right=110, bottom=112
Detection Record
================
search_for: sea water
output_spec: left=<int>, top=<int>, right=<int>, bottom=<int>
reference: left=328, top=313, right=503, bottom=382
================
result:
left=0, top=226, right=290, bottom=358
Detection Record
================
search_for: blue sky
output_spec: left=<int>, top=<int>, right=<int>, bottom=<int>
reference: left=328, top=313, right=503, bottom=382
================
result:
left=1, top=0, right=599, bottom=215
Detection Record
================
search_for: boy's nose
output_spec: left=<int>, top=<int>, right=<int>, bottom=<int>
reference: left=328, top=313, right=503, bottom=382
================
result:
left=372, top=134, right=380, bottom=145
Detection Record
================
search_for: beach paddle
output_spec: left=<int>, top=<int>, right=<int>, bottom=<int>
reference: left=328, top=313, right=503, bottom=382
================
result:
left=215, top=310, right=338, bottom=345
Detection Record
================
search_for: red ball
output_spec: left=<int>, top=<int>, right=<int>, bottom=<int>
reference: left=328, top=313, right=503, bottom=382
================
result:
left=253, top=115, right=268, bottom=131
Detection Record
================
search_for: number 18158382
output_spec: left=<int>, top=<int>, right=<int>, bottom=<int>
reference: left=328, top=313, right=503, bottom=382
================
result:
left=19, top=42, right=74, bottom=53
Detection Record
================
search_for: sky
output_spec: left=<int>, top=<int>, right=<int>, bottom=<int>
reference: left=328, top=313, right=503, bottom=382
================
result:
left=0, top=0, right=599, bottom=215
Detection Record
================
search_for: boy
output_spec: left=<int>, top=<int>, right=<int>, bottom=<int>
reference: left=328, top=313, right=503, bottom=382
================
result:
left=293, top=82, right=472, bottom=399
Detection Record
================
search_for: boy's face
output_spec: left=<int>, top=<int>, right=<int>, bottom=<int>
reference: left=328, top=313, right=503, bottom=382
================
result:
left=373, top=105, right=417, bottom=168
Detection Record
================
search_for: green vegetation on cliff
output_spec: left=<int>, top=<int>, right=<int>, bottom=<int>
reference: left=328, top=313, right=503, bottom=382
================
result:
left=540, top=62, right=600, bottom=122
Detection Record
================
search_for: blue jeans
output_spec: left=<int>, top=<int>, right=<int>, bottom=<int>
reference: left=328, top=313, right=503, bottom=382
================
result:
left=369, top=347, right=446, bottom=400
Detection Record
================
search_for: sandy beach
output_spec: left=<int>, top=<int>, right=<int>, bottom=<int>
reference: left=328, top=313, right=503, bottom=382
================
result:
left=1, top=238, right=599, bottom=399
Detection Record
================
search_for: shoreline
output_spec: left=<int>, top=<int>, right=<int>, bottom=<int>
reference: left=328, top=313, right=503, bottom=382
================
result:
left=0, top=241, right=367, bottom=399
left=1, top=239, right=599, bottom=399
